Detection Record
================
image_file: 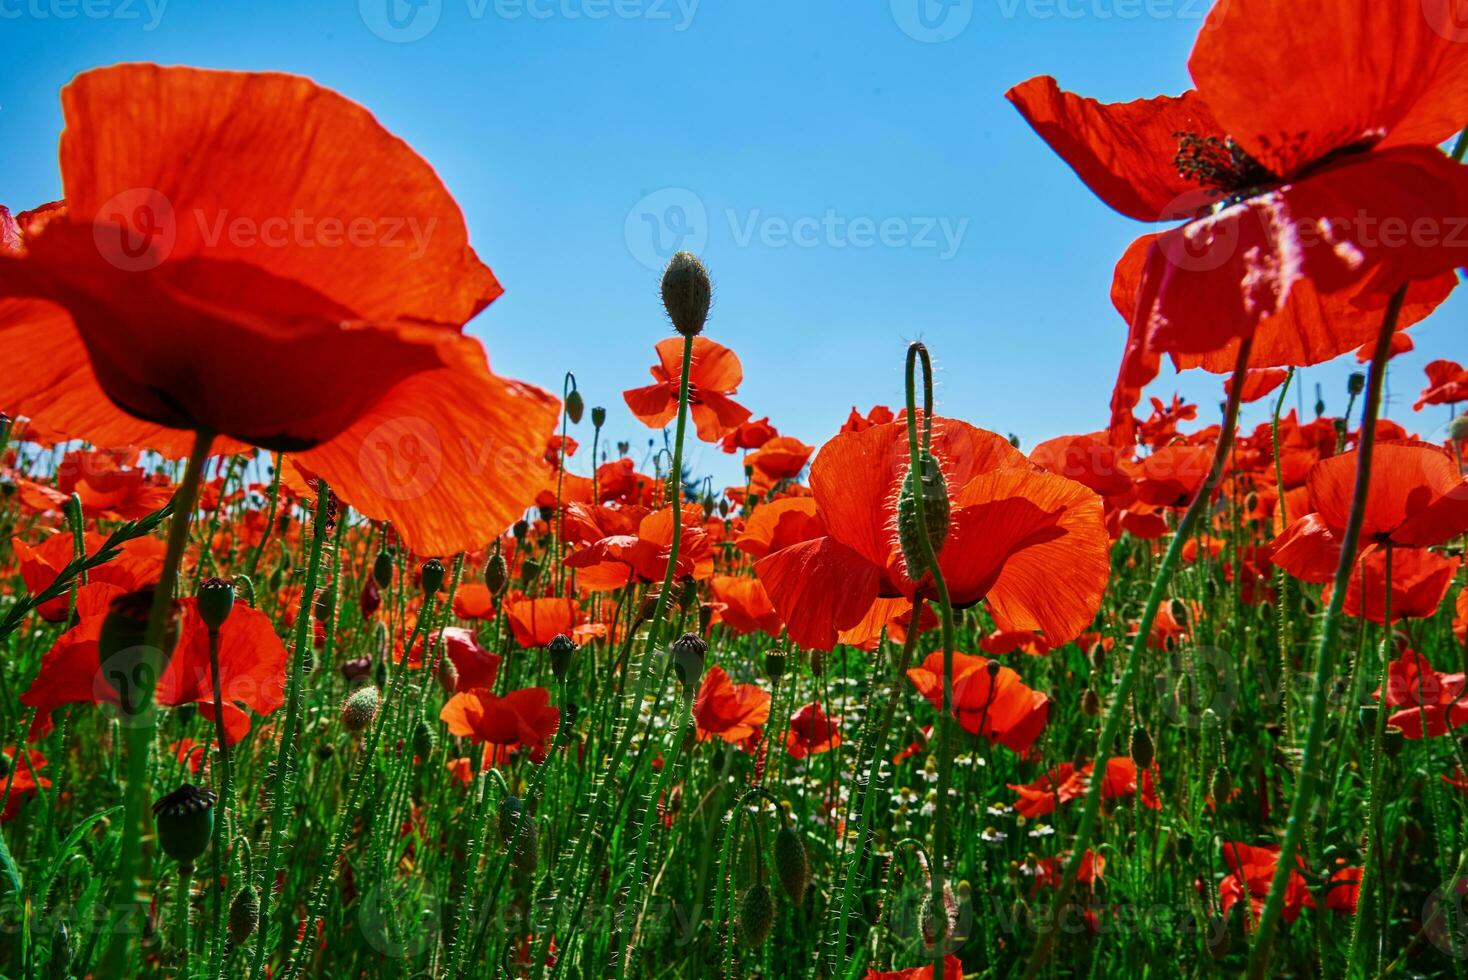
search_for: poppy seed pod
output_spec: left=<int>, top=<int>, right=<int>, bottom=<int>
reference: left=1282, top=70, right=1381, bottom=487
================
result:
left=196, top=577, right=234, bottom=632
left=420, top=558, right=445, bottom=595
left=1451, top=413, right=1468, bottom=442
left=1347, top=372, right=1366, bottom=396
left=660, top=251, right=712, bottom=338
left=512, top=519, right=529, bottom=540
left=341, top=685, right=381, bottom=733
left=411, top=717, right=435, bottom=759
left=548, top=633, right=578, bottom=680
left=764, top=651, right=786, bottom=681
left=1129, top=725, right=1155, bottom=770
left=591, top=406, right=607, bottom=429
left=484, top=548, right=509, bottom=596
left=566, top=388, right=585, bottom=425
left=151, top=783, right=215, bottom=870
left=228, top=884, right=259, bottom=944
left=372, top=550, right=394, bottom=588
left=774, top=823, right=810, bottom=904
left=670, top=632, right=708, bottom=691
left=99, top=588, right=182, bottom=715
left=896, top=453, right=949, bottom=578
left=737, top=882, right=774, bottom=947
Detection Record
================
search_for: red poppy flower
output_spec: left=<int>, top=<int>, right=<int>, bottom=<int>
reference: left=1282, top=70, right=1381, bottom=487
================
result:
left=1, top=748, right=50, bottom=822
left=452, top=582, right=497, bottom=621
left=23, top=582, right=286, bottom=743
left=720, top=416, right=777, bottom=453
left=709, top=576, right=783, bottom=638
left=432, top=627, right=502, bottom=692
left=0, top=65, right=558, bottom=555
left=1337, top=547, right=1461, bottom=624
left=979, top=630, right=1051, bottom=657
left=623, top=337, right=752, bottom=442
left=785, top=701, right=841, bottom=759
left=1456, top=587, right=1468, bottom=646
left=907, top=651, right=1050, bottom=756
left=1375, top=648, right=1468, bottom=740
left=1357, top=332, right=1414, bottom=364
left=1030, top=431, right=1134, bottom=499
left=544, top=434, right=578, bottom=467
left=1416, top=359, right=1468, bottom=411
left=734, top=498, right=825, bottom=560
left=594, top=458, right=659, bottom=506
left=1224, top=368, right=1290, bottom=404
left=1008, top=757, right=1160, bottom=818
left=564, top=504, right=712, bottom=592
left=503, top=597, right=579, bottom=648
left=693, top=666, right=770, bottom=744
left=1273, top=443, right=1468, bottom=583
left=1325, top=864, right=1363, bottom=916
left=1030, top=850, right=1105, bottom=892
left=12, top=530, right=163, bottom=622
left=1132, top=444, right=1216, bottom=508
left=1219, top=841, right=1315, bottom=926
left=755, top=418, right=1110, bottom=651
left=15, top=449, right=173, bottom=520
left=841, top=405, right=895, bottom=434
left=863, top=956, right=962, bottom=979
left=746, top=436, right=815, bottom=481
left=440, top=687, right=559, bottom=761
left=1008, top=1, right=1468, bottom=444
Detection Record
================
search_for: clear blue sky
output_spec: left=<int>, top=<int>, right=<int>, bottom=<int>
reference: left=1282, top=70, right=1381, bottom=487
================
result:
left=2, top=0, right=1462, bottom=487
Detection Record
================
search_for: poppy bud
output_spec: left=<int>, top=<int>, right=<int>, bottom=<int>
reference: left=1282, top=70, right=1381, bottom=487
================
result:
left=565, top=389, right=584, bottom=425
left=774, top=823, right=809, bottom=904
left=764, top=651, right=786, bottom=681
left=548, top=633, right=578, bottom=680
left=436, top=655, right=458, bottom=694
left=670, top=633, right=707, bottom=692
left=677, top=576, right=698, bottom=613
left=896, top=453, right=950, bottom=578
left=373, top=549, right=394, bottom=588
left=313, top=587, right=335, bottom=623
left=1129, top=726, right=1154, bottom=769
left=340, top=656, right=371, bottom=684
left=151, top=783, right=215, bottom=871
left=360, top=578, right=381, bottom=617
left=1081, top=689, right=1101, bottom=716
left=412, top=718, right=435, bottom=759
left=342, top=686, right=381, bottom=734
left=1210, top=765, right=1232, bottom=802
left=1357, top=705, right=1378, bottom=735
left=591, top=406, right=607, bottom=429
left=99, top=588, right=181, bottom=716
left=513, top=520, right=529, bottom=540
left=520, top=558, right=541, bottom=587
left=420, top=558, right=445, bottom=596
left=1347, top=372, right=1365, bottom=396
left=1451, top=413, right=1468, bottom=442
left=196, top=578, right=234, bottom=632
left=1383, top=725, right=1405, bottom=759
left=737, top=882, right=774, bottom=947
left=228, top=884, right=259, bottom=944
left=484, top=549, right=509, bottom=596
left=660, top=251, right=712, bottom=338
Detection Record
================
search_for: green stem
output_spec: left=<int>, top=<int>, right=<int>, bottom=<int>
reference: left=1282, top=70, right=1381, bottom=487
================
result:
left=206, top=626, right=233, bottom=980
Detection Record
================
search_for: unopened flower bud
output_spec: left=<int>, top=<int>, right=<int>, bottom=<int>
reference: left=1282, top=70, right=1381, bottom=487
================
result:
left=1451, top=413, right=1468, bottom=442
left=591, top=406, right=607, bottom=429
left=373, top=550, right=394, bottom=588
left=228, top=885, right=259, bottom=944
left=342, top=686, right=380, bottom=734
left=548, top=633, right=578, bottom=680
left=660, top=251, right=712, bottom=338
left=484, top=548, right=509, bottom=596
left=1129, top=725, right=1154, bottom=769
left=670, top=632, right=707, bottom=692
left=566, top=388, right=585, bottom=425
left=1347, top=372, right=1365, bottom=396
left=152, top=783, right=215, bottom=870
left=737, top=882, right=774, bottom=947
left=896, top=453, right=950, bottom=579
left=196, top=577, right=234, bottom=632
left=420, top=558, right=444, bottom=595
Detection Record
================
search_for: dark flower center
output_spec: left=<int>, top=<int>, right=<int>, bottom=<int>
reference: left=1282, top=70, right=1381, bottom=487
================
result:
left=1174, top=132, right=1277, bottom=199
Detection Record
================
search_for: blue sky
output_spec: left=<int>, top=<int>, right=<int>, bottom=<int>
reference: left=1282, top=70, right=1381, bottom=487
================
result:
left=2, top=0, right=1462, bottom=487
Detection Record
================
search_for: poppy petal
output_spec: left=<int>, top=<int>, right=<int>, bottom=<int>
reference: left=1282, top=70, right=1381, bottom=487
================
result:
left=755, top=536, right=880, bottom=651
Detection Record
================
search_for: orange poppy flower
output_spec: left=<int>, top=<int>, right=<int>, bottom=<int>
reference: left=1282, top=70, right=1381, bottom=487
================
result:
left=692, top=666, right=770, bottom=744
left=1416, top=360, right=1468, bottom=411
left=755, top=417, right=1110, bottom=651
left=746, top=436, right=814, bottom=481
left=452, top=582, right=498, bottom=621
left=0, top=748, right=50, bottom=822
left=563, top=504, right=712, bottom=592
left=1219, top=842, right=1315, bottom=926
left=440, top=687, right=560, bottom=761
left=623, top=337, right=752, bottom=442
left=785, top=701, right=841, bottom=759
left=841, top=405, right=895, bottom=434
left=433, top=627, right=502, bottom=693
left=0, top=64, right=558, bottom=555
left=23, top=583, right=286, bottom=743
left=15, top=449, right=173, bottom=520
left=1008, top=757, right=1160, bottom=818
left=1008, top=1, right=1468, bottom=443
left=1030, top=431, right=1134, bottom=499
left=503, top=597, right=579, bottom=648
left=1273, top=443, right=1468, bottom=583
left=907, top=651, right=1050, bottom=756
left=1375, top=648, right=1468, bottom=740
left=1337, top=547, right=1461, bottom=624
left=734, top=498, right=825, bottom=560
left=1224, top=368, right=1290, bottom=405
left=1325, top=864, right=1363, bottom=916
left=12, top=531, right=163, bottom=622
left=1132, top=444, right=1216, bottom=508
left=708, top=576, right=783, bottom=638
left=979, top=630, right=1051, bottom=657
left=720, top=416, right=777, bottom=454
left=863, top=956, right=962, bottom=979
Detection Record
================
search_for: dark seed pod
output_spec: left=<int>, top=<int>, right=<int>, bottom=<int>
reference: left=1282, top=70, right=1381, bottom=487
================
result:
left=660, top=251, right=712, bottom=338
left=764, top=651, right=786, bottom=681
left=1128, top=726, right=1155, bottom=769
left=895, top=454, right=949, bottom=578
left=372, top=550, right=394, bottom=588
left=152, top=784, right=215, bottom=870
left=548, top=633, right=578, bottom=680
left=737, top=882, right=775, bottom=947
left=1081, top=689, right=1101, bottom=716
left=228, top=885, right=259, bottom=944
left=1211, top=765, right=1233, bottom=803
left=484, top=549, right=509, bottom=596
left=1347, top=372, right=1365, bottom=396
left=1383, top=725, right=1405, bottom=758
left=512, top=520, right=529, bottom=540
left=591, top=406, right=607, bottom=429
left=196, top=577, right=234, bottom=632
left=420, top=558, right=445, bottom=596
left=566, top=389, right=585, bottom=425
left=774, top=824, right=810, bottom=904
left=342, top=686, right=381, bottom=734
left=520, top=559, right=541, bottom=587
left=670, top=633, right=707, bottom=692
left=412, top=718, right=435, bottom=759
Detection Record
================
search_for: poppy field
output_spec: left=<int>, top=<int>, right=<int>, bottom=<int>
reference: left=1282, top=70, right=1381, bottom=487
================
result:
left=3, top=2, right=1468, bottom=978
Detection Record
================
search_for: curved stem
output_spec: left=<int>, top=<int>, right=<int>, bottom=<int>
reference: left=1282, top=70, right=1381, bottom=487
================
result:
left=1023, top=336, right=1254, bottom=979
left=1247, top=287, right=1407, bottom=977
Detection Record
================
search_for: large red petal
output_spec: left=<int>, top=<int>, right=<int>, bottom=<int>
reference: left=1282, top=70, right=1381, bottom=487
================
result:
left=754, top=536, right=880, bottom=651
